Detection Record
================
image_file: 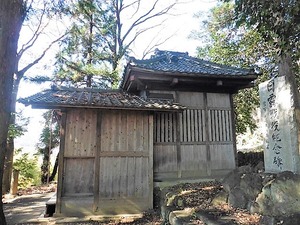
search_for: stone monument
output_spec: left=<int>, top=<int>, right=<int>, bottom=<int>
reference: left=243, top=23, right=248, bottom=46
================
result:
left=259, top=76, right=300, bottom=173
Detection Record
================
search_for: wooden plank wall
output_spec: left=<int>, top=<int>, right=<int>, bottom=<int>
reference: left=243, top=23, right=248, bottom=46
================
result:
left=153, top=92, right=236, bottom=179
left=60, top=109, right=153, bottom=216
left=63, top=109, right=97, bottom=196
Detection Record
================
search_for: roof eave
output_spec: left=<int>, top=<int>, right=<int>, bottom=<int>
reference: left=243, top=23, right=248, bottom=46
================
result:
left=128, top=66, right=259, bottom=80
left=28, top=102, right=185, bottom=112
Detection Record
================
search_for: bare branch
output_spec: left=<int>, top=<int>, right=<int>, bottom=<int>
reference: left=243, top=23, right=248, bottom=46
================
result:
left=18, top=5, right=53, bottom=61
left=122, top=0, right=176, bottom=44
left=141, top=33, right=174, bottom=59
left=123, top=23, right=165, bottom=56
left=17, top=33, right=67, bottom=76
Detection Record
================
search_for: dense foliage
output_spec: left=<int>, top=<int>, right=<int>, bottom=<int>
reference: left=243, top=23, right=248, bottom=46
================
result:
left=55, top=0, right=178, bottom=88
left=36, top=110, right=60, bottom=184
left=193, top=2, right=277, bottom=133
left=13, top=150, right=40, bottom=189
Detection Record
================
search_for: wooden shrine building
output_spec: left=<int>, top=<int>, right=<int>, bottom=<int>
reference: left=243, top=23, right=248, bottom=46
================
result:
left=19, top=49, right=259, bottom=216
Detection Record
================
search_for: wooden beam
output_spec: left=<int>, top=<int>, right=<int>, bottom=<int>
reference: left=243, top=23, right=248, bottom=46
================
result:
left=98, top=151, right=149, bottom=157
left=204, top=93, right=211, bottom=176
left=175, top=92, right=182, bottom=178
left=230, top=94, right=238, bottom=168
left=148, top=113, right=154, bottom=209
left=56, top=110, right=67, bottom=215
left=93, top=111, right=102, bottom=212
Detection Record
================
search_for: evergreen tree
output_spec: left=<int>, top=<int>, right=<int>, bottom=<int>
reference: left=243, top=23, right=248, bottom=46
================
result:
left=36, top=110, right=60, bottom=184
left=55, top=0, right=179, bottom=88
left=192, top=2, right=278, bottom=133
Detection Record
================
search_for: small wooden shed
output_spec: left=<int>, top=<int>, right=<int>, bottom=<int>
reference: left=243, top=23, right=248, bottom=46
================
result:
left=121, top=50, right=259, bottom=181
left=20, top=49, right=258, bottom=216
left=20, top=88, right=184, bottom=216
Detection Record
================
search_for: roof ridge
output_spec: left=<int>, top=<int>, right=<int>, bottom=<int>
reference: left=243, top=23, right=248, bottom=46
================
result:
left=51, top=85, right=121, bottom=93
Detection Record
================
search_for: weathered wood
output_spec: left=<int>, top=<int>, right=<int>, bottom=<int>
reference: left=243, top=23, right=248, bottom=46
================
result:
left=207, top=93, right=231, bottom=108
left=56, top=111, right=67, bottom=214
left=148, top=114, right=154, bottom=208
left=153, top=144, right=177, bottom=172
left=63, top=158, right=94, bottom=195
left=210, top=144, right=235, bottom=170
left=98, top=151, right=149, bottom=157
left=204, top=93, right=211, bottom=176
left=64, top=109, right=97, bottom=157
left=93, top=111, right=102, bottom=212
left=180, top=145, right=207, bottom=171
left=230, top=94, right=237, bottom=167
left=97, top=110, right=152, bottom=211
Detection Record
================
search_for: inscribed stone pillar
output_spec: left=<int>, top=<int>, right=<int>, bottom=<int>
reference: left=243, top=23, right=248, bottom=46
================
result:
left=259, top=76, right=300, bottom=173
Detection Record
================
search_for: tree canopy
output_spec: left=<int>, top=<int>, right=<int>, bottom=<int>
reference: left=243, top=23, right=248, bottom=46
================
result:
left=55, top=0, right=179, bottom=88
left=192, top=2, right=276, bottom=133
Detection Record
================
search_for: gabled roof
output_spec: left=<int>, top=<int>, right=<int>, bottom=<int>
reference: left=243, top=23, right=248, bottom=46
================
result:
left=19, top=86, right=185, bottom=111
left=121, top=49, right=259, bottom=93
left=129, top=49, right=256, bottom=76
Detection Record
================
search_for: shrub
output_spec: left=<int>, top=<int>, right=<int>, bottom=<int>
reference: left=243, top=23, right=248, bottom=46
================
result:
left=13, top=150, right=40, bottom=189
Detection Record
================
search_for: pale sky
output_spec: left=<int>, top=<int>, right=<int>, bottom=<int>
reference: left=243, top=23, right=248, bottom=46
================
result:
left=15, top=0, right=217, bottom=154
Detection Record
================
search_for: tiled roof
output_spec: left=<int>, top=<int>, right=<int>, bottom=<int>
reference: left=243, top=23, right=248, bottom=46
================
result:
left=18, top=86, right=185, bottom=111
left=127, top=49, right=257, bottom=76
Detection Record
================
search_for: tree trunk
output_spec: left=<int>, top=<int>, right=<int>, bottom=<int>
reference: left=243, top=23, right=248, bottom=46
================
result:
left=2, top=74, right=22, bottom=193
left=49, top=153, right=59, bottom=182
left=278, top=53, right=300, bottom=173
left=41, top=148, right=50, bottom=184
left=278, top=53, right=300, bottom=108
left=0, top=1, right=25, bottom=224
left=2, top=136, right=14, bottom=194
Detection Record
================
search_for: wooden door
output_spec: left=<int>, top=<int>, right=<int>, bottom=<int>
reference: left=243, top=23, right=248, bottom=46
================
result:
left=95, top=110, right=153, bottom=214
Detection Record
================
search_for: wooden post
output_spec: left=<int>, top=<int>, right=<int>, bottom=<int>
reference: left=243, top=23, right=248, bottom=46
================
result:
left=230, top=94, right=237, bottom=168
left=10, top=170, right=19, bottom=195
left=175, top=91, right=182, bottom=178
left=148, top=113, right=154, bottom=208
left=56, top=110, right=67, bottom=215
left=93, top=111, right=102, bottom=212
left=204, top=93, right=211, bottom=176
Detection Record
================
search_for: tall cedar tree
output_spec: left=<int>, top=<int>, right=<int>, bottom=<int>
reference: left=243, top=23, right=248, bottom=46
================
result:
left=0, top=1, right=26, bottom=224
left=55, top=0, right=178, bottom=88
left=2, top=1, right=66, bottom=193
left=224, top=0, right=300, bottom=105
left=37, top=111, right=60, bottom=184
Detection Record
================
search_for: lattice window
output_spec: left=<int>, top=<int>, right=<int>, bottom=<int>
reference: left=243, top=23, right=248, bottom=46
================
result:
left=180, top=109, right=206, bottom=142
left=208, top=109, right=232, bottom=142
left=154, top=112, right=177, bottom=143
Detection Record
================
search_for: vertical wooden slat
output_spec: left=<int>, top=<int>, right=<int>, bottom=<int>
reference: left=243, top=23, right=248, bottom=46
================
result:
left=230, top=94, right=237, bottom=167
left=93, top=111, right=101, bottom=212
left=164, top=113, right=168, bottom=142
left=225, top=110, right=230, bottom=141
left=148, top=113, right=154, bottom=208
left=179, top=113, right=183, bottom=142
left=119, top=156, right=128, bottom=196
left=194, top=110, right=199, bottom=142
left=157, top=113, right=161, bottom=142
left=56, top=110, right=67, bottom=215
left=121, top=112, right=128, bottom=150
left=169, top=113, right=173, bottom=142
left=190, top=109, right=195, bottom=142
left=187, top=109, right=191, bottom=142
left=204, top=93, right=211, bottom=176
left=127, top=157, right=135, bottom=196
left=176, top=112, right=182, bottom=178
left=216, top=110, right=219, bottom=141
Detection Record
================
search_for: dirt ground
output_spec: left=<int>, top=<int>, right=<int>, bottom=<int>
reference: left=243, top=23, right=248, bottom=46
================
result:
left=3, top=182, right=260, bottom=225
